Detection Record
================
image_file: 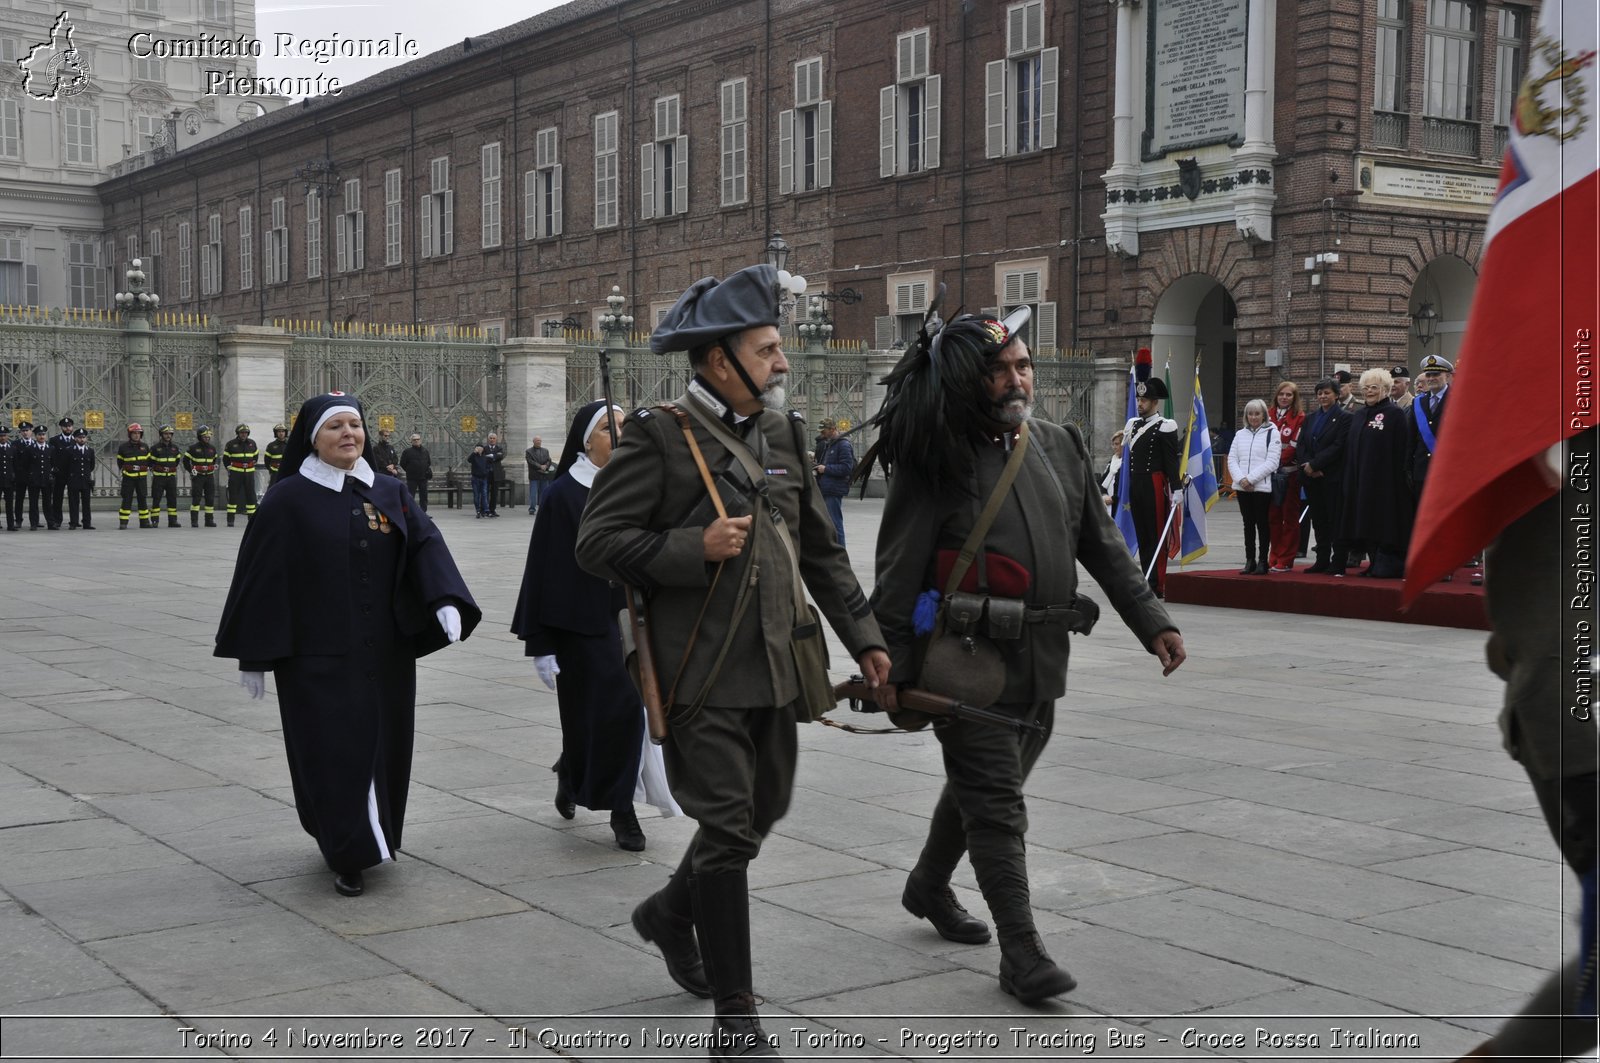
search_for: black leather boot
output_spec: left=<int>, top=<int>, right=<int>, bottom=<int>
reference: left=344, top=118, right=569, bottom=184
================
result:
left=693, top=871, right=781, bottom=1058
left=191, top=512, right=199, bottom=528
left=999, top=931, right=1078, bottom=1005
left=610, top=805, right=646, bottom=851
left=902, top=872, right=991, bottom=944
left=551, top=755, right=575, bottom=820
left=631, top=878, right=711, bottom=998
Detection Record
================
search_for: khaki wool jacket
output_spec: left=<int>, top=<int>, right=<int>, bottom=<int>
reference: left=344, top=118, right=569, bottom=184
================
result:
left=872, top=418, right=1176, bottom=704
left=576, top=388, right=885, bottom=709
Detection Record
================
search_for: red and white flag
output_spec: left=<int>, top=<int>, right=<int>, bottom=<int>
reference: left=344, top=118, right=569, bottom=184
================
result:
left=1404, top=6, right=1600, bottom=603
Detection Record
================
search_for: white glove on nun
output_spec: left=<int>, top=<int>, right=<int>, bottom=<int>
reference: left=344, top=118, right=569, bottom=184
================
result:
left=240, top=671, right=266, bottom=699
left=534, top=655, right=560, bottom=690
left=436, top=604, right=462, bottom=643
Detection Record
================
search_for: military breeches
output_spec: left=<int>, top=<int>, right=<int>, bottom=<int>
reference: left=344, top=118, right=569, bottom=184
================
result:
left=227, top=471, right=257, bottom=515
left=662, top=702, right=798, bottom=876
left=191, top=475, right=216, bottom=513
left=918, top=700, right=1056, bottom=939
left=150, top=475, right=179, bottom=516
left=119, top=477, right=148, bottom=524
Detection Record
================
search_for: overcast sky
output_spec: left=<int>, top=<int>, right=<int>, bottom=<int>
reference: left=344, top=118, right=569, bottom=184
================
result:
left=255, top=0, right=571, bottom=96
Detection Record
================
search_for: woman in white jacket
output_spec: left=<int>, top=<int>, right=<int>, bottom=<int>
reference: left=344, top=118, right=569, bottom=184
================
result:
left=1227, top=399, right=1282, bottom=574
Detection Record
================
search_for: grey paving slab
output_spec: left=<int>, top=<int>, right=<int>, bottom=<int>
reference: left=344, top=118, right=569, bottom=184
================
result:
left=1078, top=832, right=1465, bottom=919
left=1155, top=762, right=1464, bottom=824
left=252, top=860, right=531, bottom=936
left=398, top=809, right=637, bottom=886
left=0, top=784, right=100, bottom=829
left=7, top=863, right=278, bottom=942
left=1293, top=755, right=1545, bottom=813
left=1024, top=764, right=1220, bottom=814
left=360, top=911, right=670, bottom=1015
left=0, top=902, right=127, bottom=1008
left=1130, top=797, right=1463, bottom=866
left=0, top=819, right=192, bottom=886
left=1075, top=889, right=1545, bottom=1012
left=85, top=911, right=399, bottom=1010
left=1357, top=894, right=1566, bottom=968
left=1370, top=845, right=1568, bottom=910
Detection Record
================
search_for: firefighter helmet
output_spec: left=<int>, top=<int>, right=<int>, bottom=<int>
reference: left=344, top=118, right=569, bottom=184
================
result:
left=235, top=424, right=250, bottom=434
left=196, top=424, right=212, bottom=437
left=159, top=424, right=174, bottom=435
left=126, top=422, right=143, bottom=434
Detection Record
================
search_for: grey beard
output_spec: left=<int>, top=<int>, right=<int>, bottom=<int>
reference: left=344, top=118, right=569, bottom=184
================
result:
left=761, top=374, right=788, bottom=411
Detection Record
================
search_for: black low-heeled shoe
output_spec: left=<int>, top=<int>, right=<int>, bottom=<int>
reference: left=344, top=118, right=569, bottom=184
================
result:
left=333, top=870, right=364, bottom=896
left=610, top=806, right=646, bottom=851
left=551, top=758, right=576, bottom=820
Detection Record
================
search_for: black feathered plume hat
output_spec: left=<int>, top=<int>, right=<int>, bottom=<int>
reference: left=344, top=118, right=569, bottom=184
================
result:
left=854, top=286, right=1031, bottom=495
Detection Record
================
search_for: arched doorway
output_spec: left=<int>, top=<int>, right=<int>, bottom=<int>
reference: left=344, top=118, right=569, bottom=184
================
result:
left=1406, top=255, right=1477, bottom=369
left=1151, top=274, right=1237, bottom=432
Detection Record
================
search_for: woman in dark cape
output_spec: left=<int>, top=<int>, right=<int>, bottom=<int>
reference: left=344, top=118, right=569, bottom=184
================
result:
left=511, top=400, right=679, bottom=851
left=1339, top=367, right=1415, bottom=578
left=215, top=393, right=480, bottom=896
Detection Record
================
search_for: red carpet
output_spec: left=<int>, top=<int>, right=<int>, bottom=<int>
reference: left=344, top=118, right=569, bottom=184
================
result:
left=1165, top=564, right=1487, bottom=630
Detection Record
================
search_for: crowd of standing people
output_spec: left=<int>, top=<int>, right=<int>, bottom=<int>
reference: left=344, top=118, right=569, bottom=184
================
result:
left=1223, top=355, right=1458, bottom=580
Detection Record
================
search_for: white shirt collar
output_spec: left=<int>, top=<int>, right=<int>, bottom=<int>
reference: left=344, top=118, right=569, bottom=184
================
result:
left=570, top=452, right=601, bottom=488
left=299, top=453, right=376, bottom=492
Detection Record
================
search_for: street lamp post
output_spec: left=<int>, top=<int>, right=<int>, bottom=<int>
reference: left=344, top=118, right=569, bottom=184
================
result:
left=294, top=156, right=341, bottom=330
left=796, top=297, right=834, bottom=425
left=114, top=259, right=160, bottom=431
left=597, top=285, right=635, bottom=407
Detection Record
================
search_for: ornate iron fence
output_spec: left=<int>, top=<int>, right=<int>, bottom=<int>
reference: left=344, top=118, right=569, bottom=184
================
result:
left=1032, top=347, right=1098, bottom=443
left=0, top=307, right=222, bottom=493
left=282, top=327, right=503, bottom=476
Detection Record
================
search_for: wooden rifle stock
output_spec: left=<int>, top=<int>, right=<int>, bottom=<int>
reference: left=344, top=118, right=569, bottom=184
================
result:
left=832, top=676, right=1045, bottom=736
left=626, top=585, right=669, bottom=744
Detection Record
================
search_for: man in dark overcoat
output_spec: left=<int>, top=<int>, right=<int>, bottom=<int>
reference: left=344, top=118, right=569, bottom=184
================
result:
left=866, top=304, right=1184, bottom=1006
left=47, top=416, right=75, bottom=529
left=576, top=265, right=891, bottom=1058
left=8, top=421, right=32, bottom=529
left=1296, top=378, right=1351, bottom=574
left=1408, top=353, right=1454, bottom=504
left=64, top=428, right=95, bottom=529
left=24, top=424, right=53, bottom=529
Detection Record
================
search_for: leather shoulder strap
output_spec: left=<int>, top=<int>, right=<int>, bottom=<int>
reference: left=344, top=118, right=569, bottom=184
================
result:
left=943, top=422, right=1030, bottom=598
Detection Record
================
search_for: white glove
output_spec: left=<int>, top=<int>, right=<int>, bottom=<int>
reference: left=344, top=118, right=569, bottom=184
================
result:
left=435, top=604, right=462, bottom=643
left=240, top=671, right=266, bottom=699
left=534, top=655, right=560, bottom=690
left=1170, top=490, right=1183, bottom=506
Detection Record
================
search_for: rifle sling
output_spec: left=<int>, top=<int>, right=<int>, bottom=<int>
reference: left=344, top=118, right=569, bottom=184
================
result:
left=942, top=421, right=1031, bottom=599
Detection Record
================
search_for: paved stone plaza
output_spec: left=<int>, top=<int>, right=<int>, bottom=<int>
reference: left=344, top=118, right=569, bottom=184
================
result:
left=0, top=494, right=1572, bottom=1061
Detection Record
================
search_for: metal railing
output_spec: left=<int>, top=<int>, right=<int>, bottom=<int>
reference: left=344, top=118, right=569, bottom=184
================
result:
left=1423, top=117, right=1478, bottom=156
left=1372, top=111, right=1408, bottom=149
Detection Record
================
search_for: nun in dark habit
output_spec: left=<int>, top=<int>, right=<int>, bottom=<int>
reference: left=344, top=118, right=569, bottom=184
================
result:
left=512, top=400, right=680, bottom=851
left=215, top=393, right=481, bottom=897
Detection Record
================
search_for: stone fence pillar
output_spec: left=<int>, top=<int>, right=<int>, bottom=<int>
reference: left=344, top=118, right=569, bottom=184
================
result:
left=503, top=337, right=572, bottom=496
left=218, top=326, right=289, bottom=438
left=1092, top=356, right=1131, bottom=468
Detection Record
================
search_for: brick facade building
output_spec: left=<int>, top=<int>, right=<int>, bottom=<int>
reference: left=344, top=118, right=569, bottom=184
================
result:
left=96, top=0, right=1520, bottom=424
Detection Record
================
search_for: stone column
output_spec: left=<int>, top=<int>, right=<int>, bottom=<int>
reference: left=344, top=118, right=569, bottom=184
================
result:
left=855, top=348, right=900, bottom=498
left=503, top=336, right=572, bottom=492
left=1093, top=356, right=1131, bottom=469
left=1232, top=0, right=1278, bottom=243
left=217, top=326, right=290, bottom=438
left=1102, top=0, right=1142, bottom=258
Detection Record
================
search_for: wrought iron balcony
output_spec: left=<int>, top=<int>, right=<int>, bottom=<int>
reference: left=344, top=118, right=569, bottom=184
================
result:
left=1372, top=111, right=1408, bottom=149
left=1423, top=117, right=1477, bottom=156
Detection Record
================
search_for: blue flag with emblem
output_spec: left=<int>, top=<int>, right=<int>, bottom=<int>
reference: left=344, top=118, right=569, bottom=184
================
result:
left=1114, top=364, right=1139, bottom=555
left=1178, top=369, right=1220, bottom=564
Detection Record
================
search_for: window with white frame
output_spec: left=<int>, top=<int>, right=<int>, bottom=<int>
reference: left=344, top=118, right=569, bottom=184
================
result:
left=0, top=38, right=18, bottom=64
left=720, top=79, right=748, bottom=206
left=0, top=99, right=20, bottom=160
left=0, top=236, right=37, bottom=306
left=1493, top=7, right=1527, bottom=127
left=177, top=221, right=192, bottom=299
left=127, top=233, right=139, bottom=268
left=200, top=212, right=222, bottom=295
left=132, top=53, right=164, bottom=82
left=882, top=29, right=941, bottom=177
left=986, top=1, right=1058, bottom=158
left=132, top=0, right=160, bottom=12
left=779, top=58, right=832, bottom=194
left=199, top=0, right=227, bottom=21
left=67, top=237, right=102, bottom=309
left=135, top=114, right=162, bottom=154
left=64, top=105, right=95, bottom=166
left=420, top=155, right=453, bottom=257
left=238, top=206, right=252, bottom=290
left=481, top=142, right=502, bottom=246
left=384, top=168, right=402, bottom=265
left=880, top=271, right=935, bottom=347
left=641, top=95, right=688, bottom=219
left=1375, top=0, right=1408, bottom=112
left=998, top=262, right=1057, bottom=349
left=264, top=197, right=287, bottom=284
left=146, top=227, right=161, bottom=292
left=594, top=111, right=619, bottom=228
left=337, top=177, right=364, bottom=271
left=305, top=191, right=322, bottom=279
left=526, top=127, right=562, bottom=238
left=1424, top=0, right=1478, bottom=120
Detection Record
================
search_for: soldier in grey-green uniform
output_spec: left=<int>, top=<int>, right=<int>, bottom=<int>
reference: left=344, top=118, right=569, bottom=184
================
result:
left=863, top=302, right=1186, bottom=1006
left=576, top=264, right=890, bottom=1060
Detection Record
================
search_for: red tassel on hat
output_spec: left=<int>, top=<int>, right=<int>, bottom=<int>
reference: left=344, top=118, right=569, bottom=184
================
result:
left=1135, top=347, right=1153, bottom=384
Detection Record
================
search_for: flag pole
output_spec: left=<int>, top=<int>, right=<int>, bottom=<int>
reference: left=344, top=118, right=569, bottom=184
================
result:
left=1144, top=478, right=1186, bottom=581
